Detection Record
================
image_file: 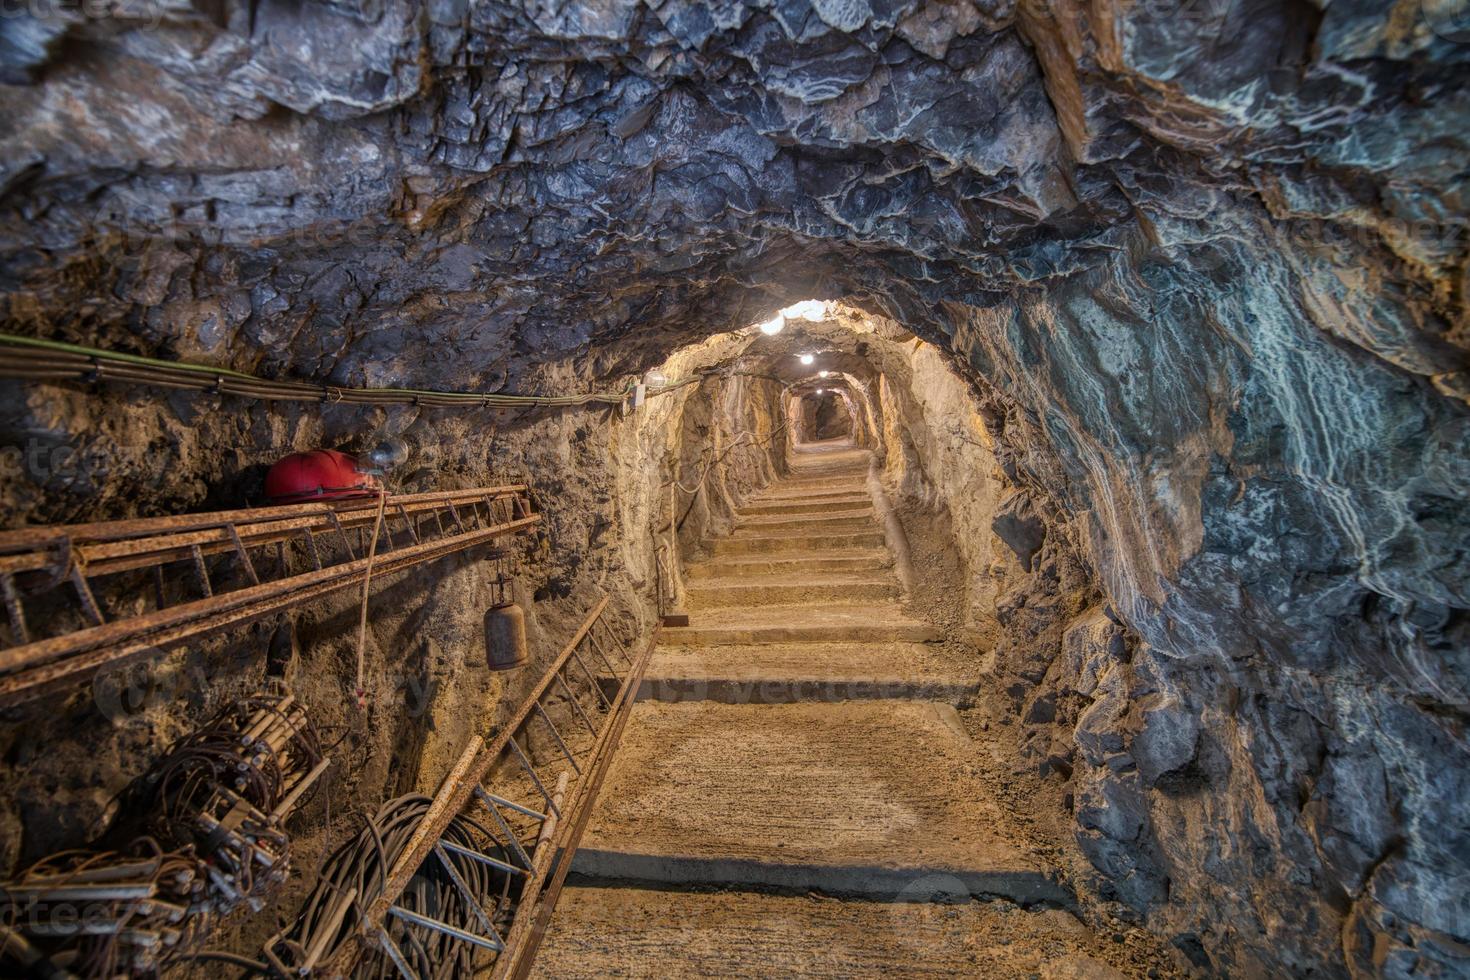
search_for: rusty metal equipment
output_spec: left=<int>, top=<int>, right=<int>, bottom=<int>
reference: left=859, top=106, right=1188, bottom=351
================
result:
left=266, top=795, right=516, bottom=979
left=275, top=597, right=655, bottom=979
left=0, top=688, right=326, bottom=978
left=0, top=843, right=211, bottom=978
left=0, top=486, right=540, bottom=707
left=485, top=602, right=529, bottom=671
left=142, top=689, right=329, bottom=911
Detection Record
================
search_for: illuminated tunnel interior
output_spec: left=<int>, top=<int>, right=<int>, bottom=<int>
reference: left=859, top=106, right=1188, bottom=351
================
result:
left=0, top=3, right=1467, bottom=978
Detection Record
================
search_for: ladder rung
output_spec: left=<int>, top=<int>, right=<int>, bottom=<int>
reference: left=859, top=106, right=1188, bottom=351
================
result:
left=434, top=843, right=506, bottom=947
left=389, top=905, right=504, bottom=951
left=507, top=736, right=561, bottom=819
left=439, top=839, right=528, bottom=877
left=476, top=789, right=547, bottom=823
left=532, top=701, right=582, bottom=775
left=376, top=925, right=418, bottom=980
left=570, top=647, right=612, bottom=709
left=552, top=668, right=599, bottom=735
left=472, top=787, right=537, bottom=870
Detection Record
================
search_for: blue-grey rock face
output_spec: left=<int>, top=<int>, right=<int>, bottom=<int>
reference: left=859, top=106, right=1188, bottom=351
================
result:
left=0, top=1, right=1467, bottom=975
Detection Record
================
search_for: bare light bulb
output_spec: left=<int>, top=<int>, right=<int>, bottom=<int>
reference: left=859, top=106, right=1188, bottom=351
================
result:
left=781, top=300, right=827, bottom=321
left=362, top=437, right=410, bottom=474
left=816, top=388, right=825, bottom=395
left=799, top=353, right=814, bottom=365
left=818, top=370, right=830, bottom=378
left=759, top=315, right=785, bottom=335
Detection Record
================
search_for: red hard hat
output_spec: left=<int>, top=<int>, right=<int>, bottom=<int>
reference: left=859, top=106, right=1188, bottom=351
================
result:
left=264, top=449, right=381, bottom=505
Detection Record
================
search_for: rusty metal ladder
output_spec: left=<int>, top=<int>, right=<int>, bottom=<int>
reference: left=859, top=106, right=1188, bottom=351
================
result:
left=0, top=486, right=540, bottom=705
left=316, top=597, right=654, bottom=979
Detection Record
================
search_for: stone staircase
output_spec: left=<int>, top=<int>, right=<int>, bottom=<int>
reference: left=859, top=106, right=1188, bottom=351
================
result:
left=533, top=442, right=1084, bottom=977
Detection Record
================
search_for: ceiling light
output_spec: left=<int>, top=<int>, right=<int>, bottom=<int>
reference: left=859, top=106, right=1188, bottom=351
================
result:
left=643, top=369, right=667, bottom=386
left=818, top=370, right=830, bottom=377
left=816, top=388, right=825, bottom=395
left=781, top=300, right=827, bottom=321
left=799, top=353, right=814, bottom=365
left=759, top=315, right=785, bottom=335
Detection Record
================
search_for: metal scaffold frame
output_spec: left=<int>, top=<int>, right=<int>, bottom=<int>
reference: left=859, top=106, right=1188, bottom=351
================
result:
left=293, top=597, right=654, bottom=980
left=0, top=486, right=540, bottom=706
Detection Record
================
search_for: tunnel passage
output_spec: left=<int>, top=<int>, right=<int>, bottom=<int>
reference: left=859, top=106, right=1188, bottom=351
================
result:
left=0, top=3, right=1468, bottom=978
left=795, top=389, right=854, bottom=443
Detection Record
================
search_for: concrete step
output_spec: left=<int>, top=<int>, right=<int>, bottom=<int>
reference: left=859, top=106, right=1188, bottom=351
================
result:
left=746, top=490, right=870, bottom=514
left=788, top=455, right=869, bottom=471
left=756, top=480, right=869, bottom=497
left=736, top=504, right=874, bottom=526
left=685, top=552, right=891, bottom=580
left=732, top=511, right=875, bottom=535
left=711, top=531, right=886, bottom=556
left=756, top=474, right=869, bottom=491
left=685, top=575, right=899, bottom=610
left=658, top=607, right=941, bottom=645
left=764, top=473, right=864, bottom=493
left=570, top=700, right=1068, bottom=905
left=789, top=445, right=870, bottom=466
left=739, top=494, right=873, bottom=516
left=535, top=888, right=1121, bottom=979
left=786, top=461, right=868, bottom=474
left=787, top=458, right=870, bottom=477
left=625, top=642, right=980, bottom=704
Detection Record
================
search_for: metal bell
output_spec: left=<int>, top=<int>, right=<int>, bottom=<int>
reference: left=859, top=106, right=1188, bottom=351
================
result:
left=485, top=601, right=528, bottom=671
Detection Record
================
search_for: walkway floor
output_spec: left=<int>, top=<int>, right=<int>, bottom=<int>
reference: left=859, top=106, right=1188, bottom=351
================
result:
left=533, top=441, right=1138, bottom=978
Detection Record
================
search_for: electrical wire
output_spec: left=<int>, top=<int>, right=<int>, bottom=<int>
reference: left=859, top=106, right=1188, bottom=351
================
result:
left=0, top=840, right=214, bottom=979
left=668, top=427, right=784, bottom=531
left=0, top=333, right=703, bottom=410
left=173, top=948, right=270, bottom=976
left=0, top=690, right=326, bottom=980
left=353, top=491, right=388, bottom=710
left=267, top=796, right=515, bottom=980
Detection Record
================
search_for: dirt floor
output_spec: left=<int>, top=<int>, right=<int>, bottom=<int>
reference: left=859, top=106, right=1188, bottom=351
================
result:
left=537, top=885, right=1180, bottom=979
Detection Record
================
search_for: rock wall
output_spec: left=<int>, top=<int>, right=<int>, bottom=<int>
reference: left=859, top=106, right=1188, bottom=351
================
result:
left=944, top=239, right=1470, bottom=977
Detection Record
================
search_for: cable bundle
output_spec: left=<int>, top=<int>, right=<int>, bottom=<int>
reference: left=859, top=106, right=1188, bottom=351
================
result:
left=0, top=334, right=659, bottom=409
left=0, top=841, right=213, bottom=977
left=0, top=689, right=327, bottom=978
left=267, top=795, right=515, bottom=979
left=144, top=691, right=328, bottom=911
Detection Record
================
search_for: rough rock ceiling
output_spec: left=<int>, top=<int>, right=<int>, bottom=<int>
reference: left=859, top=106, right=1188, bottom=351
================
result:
left=0, top=1, right=1463, bottom=397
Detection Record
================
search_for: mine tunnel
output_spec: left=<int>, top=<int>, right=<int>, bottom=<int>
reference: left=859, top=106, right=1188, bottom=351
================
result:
left=0, top=3, right=1467, bottom=979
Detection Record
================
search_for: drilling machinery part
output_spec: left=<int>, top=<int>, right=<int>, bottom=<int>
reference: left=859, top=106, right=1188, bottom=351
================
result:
left=0, top=485, right=540, bottom=706
left=0, top=843, right=211, bottom=979
left=0, top=689, right=325, bottom=979
left=143, top=689, right=328, bottom=910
